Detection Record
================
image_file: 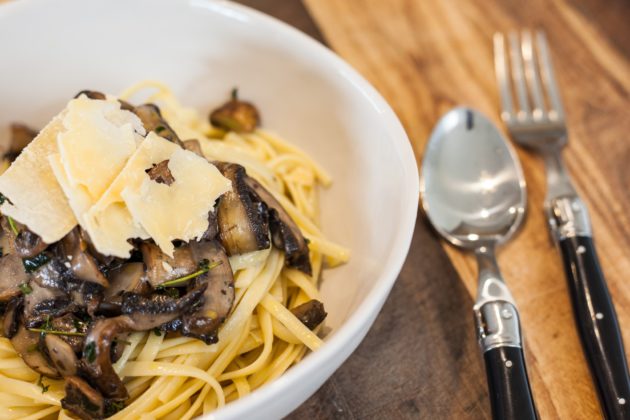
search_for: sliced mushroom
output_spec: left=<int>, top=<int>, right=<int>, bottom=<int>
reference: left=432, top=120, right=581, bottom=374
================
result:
left=58, top=228, right=108, bottom=288
left=104, top=262, right=149, bottom=302
left=290, top=300, right=327, bottom=330
left=61, top=376, right=106, bottom=420
left=146, top=159, right=175, bottom=185
left=3, top=296, right=22, bottom=338
left=11, top=325, right=60, bottom=378
left=50, top=313, right=88, bottom=353
left=0, top=252, right=28, bottom=302
left=140, top=242, right=197, bottom=289
left=0, top=218, right=29, bottom=302
left=120, top=288, right=205, bottom=329
left=182, top=241, right=234, bottom=344
left=71, top=281, right=104, bottom=317
left=133, top=104, right=182, bottom=145
left=74, top=90, right=106, bottom=100
left=14, top=228, right=47, bottom=258
left=209, top=91, right=260, bottom=133
left=43, top=334, right=78, bottom=376
left=82, top=287, right=205, bottom=399
left=244, top=175, right=312, bottom=275
left=23, top=281, right=73, bottom=328
left=182, top=139, right=203, bottom=157
left=5, top=123, right=38, bottom=161
left=216, top=163, right=270, bottom=256
left=199, top=209, right=219, bottom=242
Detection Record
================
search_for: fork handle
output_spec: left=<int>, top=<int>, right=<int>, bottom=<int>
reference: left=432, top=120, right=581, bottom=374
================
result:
left=484, top=346, right=538, bottom=420
left=559, top=235, right=630, bottom=419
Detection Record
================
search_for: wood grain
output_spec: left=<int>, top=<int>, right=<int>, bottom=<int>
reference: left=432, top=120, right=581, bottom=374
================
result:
left=302, top=0, right=630, bottom=418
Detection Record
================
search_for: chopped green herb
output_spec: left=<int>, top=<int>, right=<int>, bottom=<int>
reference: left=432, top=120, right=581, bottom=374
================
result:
left=0, top=193, right=6, bottom=205
left=22, top=252, right=50, bottom=273
left=152, top=328, right=162, bottom=337
left=155, top=125, right=166, bottom=133
left=27, top=328, right=86, bottom=337
left=156, top=259, right=222, bottom=289
left=7, top=216, right=18, bottom=236
left=231, top=87, right=239, bottom=100
left=19, top=283, right=32, bottom=295
left=84, top=341, right=96, bottom=363
left=105, top=400, right=125, bottom=417
left=37, top=375, right=49, bottom=394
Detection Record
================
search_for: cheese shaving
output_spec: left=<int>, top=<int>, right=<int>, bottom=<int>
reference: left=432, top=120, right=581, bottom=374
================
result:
left=0, top=112, right=77, bottom=243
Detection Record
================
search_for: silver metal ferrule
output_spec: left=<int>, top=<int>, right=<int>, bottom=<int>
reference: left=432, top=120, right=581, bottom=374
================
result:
left=547, top=195, right=592, bottom=242
left=473, top=247, right=523, bottom=352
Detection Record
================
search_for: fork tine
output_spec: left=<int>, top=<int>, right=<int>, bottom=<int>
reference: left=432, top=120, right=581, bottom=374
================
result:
left=535, top=30, right=565, bottom=121
left=520, top=30, right=545, bottom=120
left=508, top=31, right=530, bottom=118
left=493, top=33, right=514, bottom=122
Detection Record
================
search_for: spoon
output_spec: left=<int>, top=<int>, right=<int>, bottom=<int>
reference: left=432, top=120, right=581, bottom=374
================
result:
left=420, top=107, right=537, bottom=420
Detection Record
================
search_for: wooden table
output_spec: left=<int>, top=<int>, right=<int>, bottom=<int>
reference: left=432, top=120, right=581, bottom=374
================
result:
left=235, top=0, right=630, bottom=418
left=0, top=0, right=626, bottom=417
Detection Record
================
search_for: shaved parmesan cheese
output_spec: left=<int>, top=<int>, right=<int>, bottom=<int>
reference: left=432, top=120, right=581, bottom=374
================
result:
left=121, top=136, right=231, bottom=257
left=0, top=113, right=77, bottom=243
left=82, top=132, right=180, bottom=258
left=0, top=96, right=230, bottom=259
left=85, top=132, right=179, bottom=257
left=49, top=153, right=93, bottom=219
left=57, top=96, right=145, bottom=201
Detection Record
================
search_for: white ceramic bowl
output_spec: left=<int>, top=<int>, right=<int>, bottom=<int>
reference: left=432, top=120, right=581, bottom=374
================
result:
left=0, top=0, right=419, bottom=418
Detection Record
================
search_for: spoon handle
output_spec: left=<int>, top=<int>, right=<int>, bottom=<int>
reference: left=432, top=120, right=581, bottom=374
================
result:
left=559, top=235, right=630, bottom=419
left=484, top=345, right=538, bottom=420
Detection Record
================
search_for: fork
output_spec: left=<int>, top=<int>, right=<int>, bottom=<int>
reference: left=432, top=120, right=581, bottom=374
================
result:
left=494, top=30, right=630, bottom=419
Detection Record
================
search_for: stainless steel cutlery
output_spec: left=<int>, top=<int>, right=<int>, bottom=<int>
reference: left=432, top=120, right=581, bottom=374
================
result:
left=494, top=29, right=630, bottom=420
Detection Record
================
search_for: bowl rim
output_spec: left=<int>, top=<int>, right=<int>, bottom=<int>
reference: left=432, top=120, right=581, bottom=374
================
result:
left=0, top=0, right=420, bottom=417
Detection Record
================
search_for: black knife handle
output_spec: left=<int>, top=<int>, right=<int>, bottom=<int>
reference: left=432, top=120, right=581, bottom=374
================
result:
left=559, top=235, right=630, bottom=419
left=483, top=346, right=538, bottom=420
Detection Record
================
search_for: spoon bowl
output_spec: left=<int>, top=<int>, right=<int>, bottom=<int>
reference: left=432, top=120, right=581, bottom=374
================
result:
left=420, top=107, right=526, bottom=249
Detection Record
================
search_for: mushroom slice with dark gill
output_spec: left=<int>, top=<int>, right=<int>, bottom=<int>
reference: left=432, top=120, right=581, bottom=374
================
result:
left=14, top=228, right=47, bottom=258
left=23, top=278, right=75, bottom=328
left=11, top=325, right=60, bottom=378
left=140, top=242, right=197, bottom=289
left=290, top=300, right=327, bottom=330
left=61, top=376, right=106, bottom=420
left=5, top=123, right=38, bottom=162
left=58, top=228, right=108, bottom=289
left=133, top=104, right=183, bottom=145
left=209, top=90, right=260, bottom=133
left=102, top=262, right=149, bottom=310
left=181, top=240, right=235, bottom=344
left=3, top=296, right=22, bottom=338
left=50, top=313, right=89, bottom=353
left=216, top=163, right=270, bottom=256
left=82, top=287, right=205, bottom=399
left=43, top=334, right=78, bottom=377
left=244, top=175, right=312, bottom=275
